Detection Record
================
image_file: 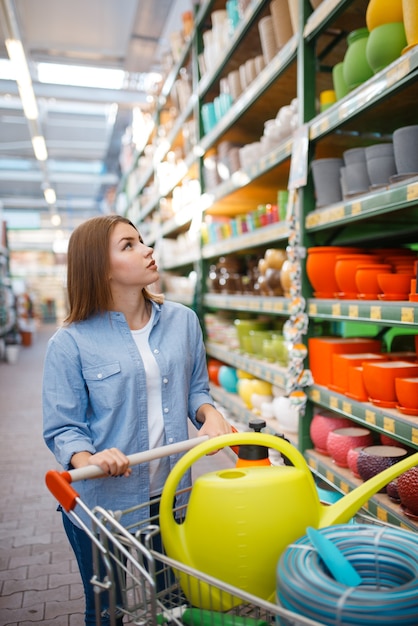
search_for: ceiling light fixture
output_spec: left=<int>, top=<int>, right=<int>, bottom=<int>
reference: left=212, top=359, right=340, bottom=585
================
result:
left=5, top=38, right=39, bottom=120
left=43, top=187, right=56, bottom=204
left=37, top=61, right=125, bottom=90
left=50, top=213, right=61, bottom=227
left=31, top=136, right=48, bottom=161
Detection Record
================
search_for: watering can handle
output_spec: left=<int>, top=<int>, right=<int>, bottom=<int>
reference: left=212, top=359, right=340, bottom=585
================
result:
left=160, top=432, right=308, bottom=515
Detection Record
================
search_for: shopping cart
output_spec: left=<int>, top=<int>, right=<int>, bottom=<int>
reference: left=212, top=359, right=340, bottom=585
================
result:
left=45, top=436, right=326, bottom=626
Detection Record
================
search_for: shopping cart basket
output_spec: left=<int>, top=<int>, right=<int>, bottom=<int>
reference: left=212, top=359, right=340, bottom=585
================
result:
left=45, top=436, right=326, bottom=626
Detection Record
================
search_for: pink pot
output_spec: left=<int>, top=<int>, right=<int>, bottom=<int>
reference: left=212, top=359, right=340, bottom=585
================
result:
left=309, top=411, right=353, bottom=455
left=326, top=427, right=374, bottom=468
left=347, top=446, right=364, bottom=478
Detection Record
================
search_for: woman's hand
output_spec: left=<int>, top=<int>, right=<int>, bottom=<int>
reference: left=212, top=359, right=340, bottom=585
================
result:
left=71, top=448, right=132, bottom=477
left=196, top=404, right=234, bottom=453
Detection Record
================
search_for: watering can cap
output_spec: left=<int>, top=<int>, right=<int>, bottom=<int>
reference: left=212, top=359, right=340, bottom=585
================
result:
left=237, top=419, right=269, bottom=462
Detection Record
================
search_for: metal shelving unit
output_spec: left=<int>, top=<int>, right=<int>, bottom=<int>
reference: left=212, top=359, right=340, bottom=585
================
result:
left=119, top=0, right=418, bottom=530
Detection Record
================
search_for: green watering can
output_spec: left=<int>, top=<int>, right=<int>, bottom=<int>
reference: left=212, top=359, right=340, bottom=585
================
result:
left=159, top=432, right=418, bottom=611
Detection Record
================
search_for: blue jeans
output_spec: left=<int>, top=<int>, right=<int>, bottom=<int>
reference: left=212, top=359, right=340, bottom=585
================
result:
left=62, top=511, right=124, bottom=626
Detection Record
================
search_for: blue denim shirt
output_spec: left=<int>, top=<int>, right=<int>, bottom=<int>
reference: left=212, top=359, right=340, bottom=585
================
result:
left=42, top=300, right=213, bottom=529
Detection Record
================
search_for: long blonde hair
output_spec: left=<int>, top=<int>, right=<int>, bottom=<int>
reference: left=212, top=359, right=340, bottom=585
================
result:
left=65, top=215, right=163, bottom=323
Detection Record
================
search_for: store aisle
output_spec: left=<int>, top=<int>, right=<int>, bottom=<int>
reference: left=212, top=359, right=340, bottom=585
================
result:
left=0, top=323, right=234, bottom=626
left=0, top=323, right=85, bottom=626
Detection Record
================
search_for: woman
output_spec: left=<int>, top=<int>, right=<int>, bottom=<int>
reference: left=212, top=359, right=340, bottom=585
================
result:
left=42, top=215, right=232, bottom=625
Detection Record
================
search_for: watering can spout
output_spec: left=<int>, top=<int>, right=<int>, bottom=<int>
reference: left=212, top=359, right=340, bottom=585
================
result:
left=319, top=450, right=418, bottom=527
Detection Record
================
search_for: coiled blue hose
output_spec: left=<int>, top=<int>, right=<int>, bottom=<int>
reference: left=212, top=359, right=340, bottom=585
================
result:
left=277, top=524, right=418, bottom=625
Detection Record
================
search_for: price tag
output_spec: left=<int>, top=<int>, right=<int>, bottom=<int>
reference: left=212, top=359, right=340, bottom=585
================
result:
left=309, top=302, right=318, bottom=315
left=311, top=389, right=320, bottom=403
left=387, top=56, right=410, bottom=87
left=407, top=181, right=418, bottom=201
left=328, top=205, right=345, bottom=221
left=319, top=116, right=330, bottom=133
left=365, top=410, right=376, bottom=425
left=309, top=458, right=317, bottom=470
left=348, top=305, right=358, bottom=318
left=383, top=416, right=395, bottom=434
left=370, top=305, right=382, bottom=320
left=342, top=401, right=352, bottom=415
left=306, top=212, right=320, bottom=227
left=332, top=303, right=341, bottom=316
left=252, top=365, right=262, bottom=378
left=288, top=124, right=309, bottom=190
left=326, top=470, right=334, bottom=483
left=351, top=202, right=362, bottom=215
left=340, top=481, right=350, bottom=494
left=412, top=428, right=418, bottom=446
left=401, top=307, right=414, bottom=323
left=273, top=301, right=284, bottom=313
left=273, top=374, right=285, bottom=387
left=376, top=507, right=388, bottom=523
left=330, top=396, right=338, bottom=410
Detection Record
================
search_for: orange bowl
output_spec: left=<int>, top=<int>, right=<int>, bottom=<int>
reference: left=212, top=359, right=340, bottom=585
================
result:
left=335, top=254, right=381, bottom=298
left=395, top=377, right=418, bottom=410
left=355, top=263, right=392, bottom=298
left=306, top=246, right=362, bottom=297
left=377, top=272, right=415, bottom=296
left=362, top=360, right=418, bottom=406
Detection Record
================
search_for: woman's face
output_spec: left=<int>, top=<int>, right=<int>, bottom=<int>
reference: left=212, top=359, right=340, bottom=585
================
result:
left=108, top=221, right=159, bottom=291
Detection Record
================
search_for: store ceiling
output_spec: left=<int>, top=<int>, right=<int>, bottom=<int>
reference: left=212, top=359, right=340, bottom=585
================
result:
left=0, top=0, right=191, bottom=252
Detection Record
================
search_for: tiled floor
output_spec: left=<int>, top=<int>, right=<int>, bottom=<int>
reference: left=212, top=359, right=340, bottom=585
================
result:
left=0, top=324, right=234, bottom=625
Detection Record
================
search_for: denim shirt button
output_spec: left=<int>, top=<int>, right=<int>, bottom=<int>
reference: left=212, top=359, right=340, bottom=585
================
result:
left=168, top=437, right=174, bottom=443
left=153, top=349, right=159, bottom=354
left=97, top=373, right=103, bottom=379
left=163, top=407, right=169, bottom=413
left=163, top=378, right=168, bottom=384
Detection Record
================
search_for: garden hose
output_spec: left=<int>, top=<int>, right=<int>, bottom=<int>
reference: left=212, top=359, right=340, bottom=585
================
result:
left=277, top=524, right=418, bottom=625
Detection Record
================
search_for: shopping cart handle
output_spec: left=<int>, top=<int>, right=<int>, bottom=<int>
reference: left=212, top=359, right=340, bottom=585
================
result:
left=45, top=469, right=79, bottom=512
left=45, top=435, right=210, bottom=511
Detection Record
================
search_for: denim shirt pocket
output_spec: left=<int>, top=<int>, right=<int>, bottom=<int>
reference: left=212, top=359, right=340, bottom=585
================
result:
left=82, top=361, right=124, bottom=410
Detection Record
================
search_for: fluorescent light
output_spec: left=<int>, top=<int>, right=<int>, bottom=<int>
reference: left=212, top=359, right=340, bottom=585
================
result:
left=50, top=213, right=61, bottom=227
left=37, top=62, right=125, bottom=90
left=5, top=39, right=31, bottom=84
left=32, top=135, right=48, bottom=161
left=43, top=187, right=56, bottom=204
left=5, top=39, right=39, bottom=120
left=17, top=81, right=39, bottom=119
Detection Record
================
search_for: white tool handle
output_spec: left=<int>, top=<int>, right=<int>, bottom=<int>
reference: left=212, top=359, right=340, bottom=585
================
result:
left=67, top=435, right=209, bottom=482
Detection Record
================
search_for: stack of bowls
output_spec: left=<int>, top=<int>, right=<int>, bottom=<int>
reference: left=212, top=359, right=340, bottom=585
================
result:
left=311, top=158, right=344, bottom=207
left=393, top=125, right=418, bottom=179
left=342, top=147, right=371, bottom=196
left=365, top=143, right=397, bottom=188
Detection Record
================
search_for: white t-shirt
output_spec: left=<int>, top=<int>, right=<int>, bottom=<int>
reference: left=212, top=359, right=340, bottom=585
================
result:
left=131, top=307, right=169, bottom=496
